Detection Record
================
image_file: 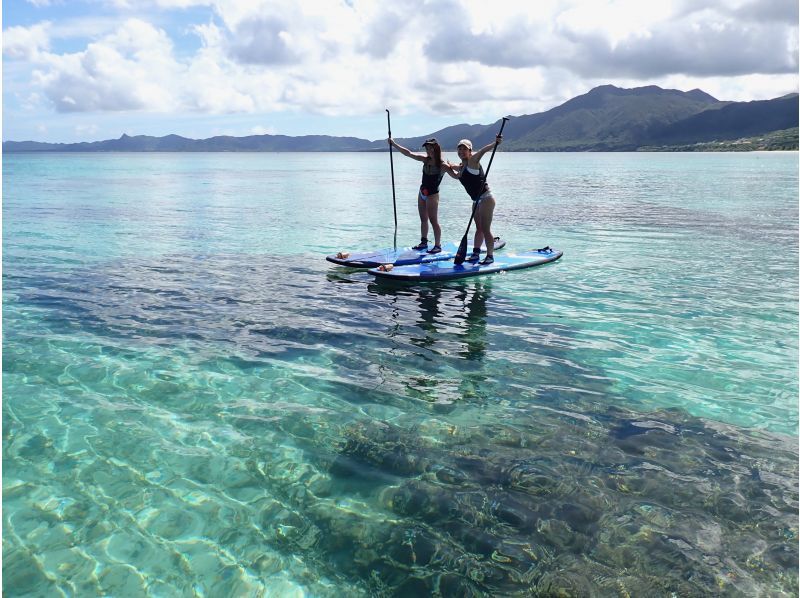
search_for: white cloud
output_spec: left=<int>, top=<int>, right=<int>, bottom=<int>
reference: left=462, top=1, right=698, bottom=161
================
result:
left=225, top=15, right=303, bottom=65
left=654, top=72, right=800, bottom=101
left=29, top=19, right=180, bottom=112
left=424, top=0, right=797, bottom=78
left=3, top=22, right=51, bottom=60
left=556, top=16, right=798, bottom=78
left=4, top=0, right=797, bottom=128
left=49, top=15, right=133, bottom=39
left=153, top=0, right=210, bottom=7
left=557, top=1, right=673, bottom=45
left=210, top=0, right=364, bottom=66
left=182, top=52, right=256, bottom=112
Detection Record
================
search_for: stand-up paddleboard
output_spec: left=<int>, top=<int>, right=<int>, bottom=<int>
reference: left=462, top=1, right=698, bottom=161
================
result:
left=326, top=237, right=506, bottom=268
left=369, top=246, right=562, bottom=281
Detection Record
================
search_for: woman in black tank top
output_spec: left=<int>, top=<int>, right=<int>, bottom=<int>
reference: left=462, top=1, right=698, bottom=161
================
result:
left=444, top=135, right=502, bottom=264
left=387, top=137, right=446, bottom=253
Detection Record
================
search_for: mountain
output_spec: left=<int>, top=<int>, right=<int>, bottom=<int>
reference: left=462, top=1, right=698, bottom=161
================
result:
left=384, top=86, right=797, bottom=151
left=194, top=134, right=374, bottom=151
left=394, top=85, right=730, bottom=151
left=506, top=85, right=724, bottom=151
left=4, top=85, right=797, bottom=153
left=644, top=94, right=799, bottom=146
left=2, top=132, right=375, bottom=153
left=641, top=127, right=799, bottom=152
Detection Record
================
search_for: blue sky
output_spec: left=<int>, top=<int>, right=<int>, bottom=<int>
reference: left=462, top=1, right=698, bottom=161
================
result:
left=3, top=0, right=798, bottom=143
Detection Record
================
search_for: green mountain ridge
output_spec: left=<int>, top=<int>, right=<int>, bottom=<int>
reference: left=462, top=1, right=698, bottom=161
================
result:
left=639, top=127, right=799, bottom=152
left=508, top=87, right=724, bottom=150
left=4, top=85, right=798, bottom=152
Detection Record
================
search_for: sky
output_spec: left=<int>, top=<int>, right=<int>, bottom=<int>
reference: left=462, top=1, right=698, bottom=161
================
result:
left=3, top=0, right=798, bottom=143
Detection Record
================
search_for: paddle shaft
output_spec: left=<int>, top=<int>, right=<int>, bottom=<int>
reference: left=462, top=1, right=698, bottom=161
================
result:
left=386, top=110, right=398, bottom=249
left=454, top=117, right=509, bottom=264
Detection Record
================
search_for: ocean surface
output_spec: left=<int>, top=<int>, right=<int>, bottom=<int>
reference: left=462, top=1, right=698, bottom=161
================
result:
left=3, top=151, right=798, bottom=596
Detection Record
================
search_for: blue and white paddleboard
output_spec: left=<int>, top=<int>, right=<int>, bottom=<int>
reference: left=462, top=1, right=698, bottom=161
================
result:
left=369, top=247, right=562, bottom=281
left=326, top=237, right=506, bottom=268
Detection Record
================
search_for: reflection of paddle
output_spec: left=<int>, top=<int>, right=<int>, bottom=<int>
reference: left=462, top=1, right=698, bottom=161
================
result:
left=386, top=109, right=398, bottom=250
left=453, top=117, right=509, bottom=265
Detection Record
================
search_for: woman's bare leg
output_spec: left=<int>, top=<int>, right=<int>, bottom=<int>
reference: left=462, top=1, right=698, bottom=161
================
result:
left=426, top=194, right=441, bottom=247
left=417, top=196, right=428, bottom=242
left=477, top=197, right=496, bottom=258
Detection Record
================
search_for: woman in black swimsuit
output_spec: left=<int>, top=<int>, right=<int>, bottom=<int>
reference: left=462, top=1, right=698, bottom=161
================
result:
left=445, top=136, right=502, bottom=264
left=387, top=137, right=445, bottom=253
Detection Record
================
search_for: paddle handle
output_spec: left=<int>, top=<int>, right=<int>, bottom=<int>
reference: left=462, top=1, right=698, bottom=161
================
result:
left=481, top=117, right=509, bottom=187
left=386, top=110, right=398, bottom=249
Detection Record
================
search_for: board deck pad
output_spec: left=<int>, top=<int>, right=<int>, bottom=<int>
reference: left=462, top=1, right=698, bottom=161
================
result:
left=326, top=237, right=506, bottom=268
left=369, top=247, right=562, bottom=281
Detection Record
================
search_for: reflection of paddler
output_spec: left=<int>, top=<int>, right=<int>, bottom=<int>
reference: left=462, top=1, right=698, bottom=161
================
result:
left=414, top=281, right=491, bottom=357
left=416, top=286, right=445, bottom=332
left=470, top=283, right=491, bottom=323
left=459, top=281, right=490, bottom=360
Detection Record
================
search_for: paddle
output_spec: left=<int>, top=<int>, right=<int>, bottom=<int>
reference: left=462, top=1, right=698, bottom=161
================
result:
left=453, top=117, right=509, bottom=265
left=386, top=109, right=398, bottom=250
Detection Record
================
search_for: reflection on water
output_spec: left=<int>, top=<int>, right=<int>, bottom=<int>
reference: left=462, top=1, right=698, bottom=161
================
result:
left=4, top=252, right=797, bottom=596
left=4, top=152, right=798, bottom=596
left=370, top=280, right=491, bottom=360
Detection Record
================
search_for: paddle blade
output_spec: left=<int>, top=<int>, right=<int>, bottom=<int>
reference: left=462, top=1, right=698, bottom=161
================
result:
left=453, top=236, right=468, bottom=265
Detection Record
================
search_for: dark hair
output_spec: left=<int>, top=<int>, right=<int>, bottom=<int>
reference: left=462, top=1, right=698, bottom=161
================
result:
left=433, top=141, right=442, bottom=168
left=427, top=142, right=442, bottom=168
left=422, top=138, right=442, bottom=167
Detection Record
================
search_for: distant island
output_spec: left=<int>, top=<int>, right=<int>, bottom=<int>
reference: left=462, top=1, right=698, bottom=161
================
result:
left=4, top=85, right=798, bottom=153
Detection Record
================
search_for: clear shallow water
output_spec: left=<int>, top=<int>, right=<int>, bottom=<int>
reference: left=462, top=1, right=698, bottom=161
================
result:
left=3, top=152, right=798, bottom=596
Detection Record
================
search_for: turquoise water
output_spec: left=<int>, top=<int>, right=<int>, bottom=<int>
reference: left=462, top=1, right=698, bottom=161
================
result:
left=3, top=152, right=798, bottom=596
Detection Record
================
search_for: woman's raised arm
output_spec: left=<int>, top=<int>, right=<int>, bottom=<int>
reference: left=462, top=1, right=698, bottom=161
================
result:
left=388, top=138, right=426, bottom=162
left=472, top=135, right=503, bottom=162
